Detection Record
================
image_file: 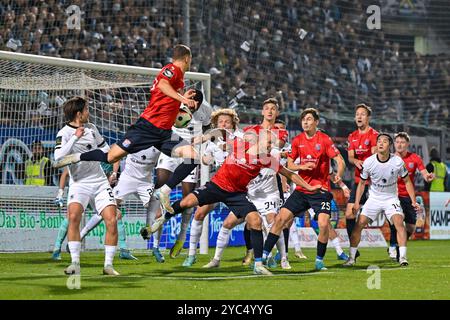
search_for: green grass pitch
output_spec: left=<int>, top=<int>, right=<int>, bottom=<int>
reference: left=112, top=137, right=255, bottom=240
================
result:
left=0, top=240, right=449, bottom=300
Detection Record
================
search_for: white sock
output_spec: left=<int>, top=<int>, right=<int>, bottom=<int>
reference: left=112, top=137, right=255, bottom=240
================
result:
left=350, top=247, right=358, bottom=260
left=146, top=196, right=160, bottom=226
left=214, top=226, right=231, bottom=261
left=332, top=238, right=344, bottom=255
left=161, top=184, right=171, bottom=194
left=179, top=208, right=193, bottom=242
left=104, top=245, right=116, bottom=267
left=68, top=241, right=81, bottom=264
left=153, top=226, right=162, bottom=249
left=80, top=214, right=103, bottom=240
left=188, top=219, right=203, bottom=256
left=399, top=246, right=407, bottom=259
left=290, top=223, right=302, bottom=252
left=276, top=236, right=287, bottom=260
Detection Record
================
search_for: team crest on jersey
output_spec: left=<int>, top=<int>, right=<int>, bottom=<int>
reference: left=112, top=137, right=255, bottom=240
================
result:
left=390, top=169, right=395, bottom=176
left=163, top=68, right=174, bottom=79
left=122, top=139, right=131, bottom=148
left=409, top=162, right=414, bottom=168
left=364, top=139, right=370, bottom=145
left=315, top=144, right=321, bottom=151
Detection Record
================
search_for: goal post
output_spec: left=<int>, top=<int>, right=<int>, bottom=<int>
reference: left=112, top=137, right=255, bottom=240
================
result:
left=0, top=50, right=211, bottom=253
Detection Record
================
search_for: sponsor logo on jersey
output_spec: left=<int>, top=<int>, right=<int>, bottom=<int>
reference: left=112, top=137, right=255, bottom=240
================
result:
left=122, top=139, right=131, bottom=148
left=162, top=68, right=174, bottom=79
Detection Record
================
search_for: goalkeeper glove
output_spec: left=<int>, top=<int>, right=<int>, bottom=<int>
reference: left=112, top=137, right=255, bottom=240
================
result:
left=54, top=188, right=64, bottom=207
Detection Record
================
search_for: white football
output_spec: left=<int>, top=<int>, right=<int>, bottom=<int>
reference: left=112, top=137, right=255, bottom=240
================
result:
left=174, top=109, right=193, bottom=128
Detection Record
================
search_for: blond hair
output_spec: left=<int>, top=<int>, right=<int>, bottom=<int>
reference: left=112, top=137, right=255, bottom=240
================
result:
left=211, top=108, right=240, bottom=130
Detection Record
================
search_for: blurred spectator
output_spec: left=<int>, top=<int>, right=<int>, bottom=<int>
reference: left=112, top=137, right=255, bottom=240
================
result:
left=425, top=147, right=449, bottom=192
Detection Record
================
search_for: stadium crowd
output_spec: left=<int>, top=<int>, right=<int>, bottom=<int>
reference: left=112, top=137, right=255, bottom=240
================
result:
left=0, top=0, right=449, bottom=131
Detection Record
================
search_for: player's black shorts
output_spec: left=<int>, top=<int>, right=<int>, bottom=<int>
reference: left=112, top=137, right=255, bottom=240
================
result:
left=193, top=182, right=257, bottom=219
left=399, top=196, right=416, bottom=224
left=117, top=117, right=189, bottom=155
left=348, top=184, right=369, bottom=205
left=282, top=190, right=334, bottom=220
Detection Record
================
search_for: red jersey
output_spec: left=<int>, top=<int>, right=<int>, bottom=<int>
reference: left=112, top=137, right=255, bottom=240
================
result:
left=243, top=124, right=288, bottom=145
left=211, top=138, right=279, bottom=192
left=347, top=127, right=378, bottom=183
left=397, top=152, right=425, bottom=197
left=140, top=63, right=184, bottom=130
left=289, top=130, right=340, bottom=194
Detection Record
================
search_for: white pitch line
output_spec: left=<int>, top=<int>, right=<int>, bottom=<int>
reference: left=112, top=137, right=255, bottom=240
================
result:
left=0, top=271, right=335, bottom=281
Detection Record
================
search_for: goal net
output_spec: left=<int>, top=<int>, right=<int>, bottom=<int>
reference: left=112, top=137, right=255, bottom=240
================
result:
left=0, top=50, right=211, bottom=253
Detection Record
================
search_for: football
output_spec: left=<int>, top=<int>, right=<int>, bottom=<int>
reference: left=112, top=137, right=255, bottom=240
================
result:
left=174, top=109, right=193, bottom=128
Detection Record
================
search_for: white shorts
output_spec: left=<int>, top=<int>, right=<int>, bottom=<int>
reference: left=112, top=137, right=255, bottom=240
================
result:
left=113, top=176, right=154, bottom=207
left=156, top=153, right=198, bottom=184
left=67, top=180, right=116, bottom=214
left=249, top=194, right=282, bottom=232
left=360, top=196, right=404, bottom=224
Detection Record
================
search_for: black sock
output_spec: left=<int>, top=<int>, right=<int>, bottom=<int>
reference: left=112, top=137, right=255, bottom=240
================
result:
left=244, top=225, right=252, bottom=250
left=263, top=232, right=280, bottom=256
left=317, top=240, right=327, bottom=260
left=406, top=230, right=413, bottom=239
left=346, top=218, right=356, bottom=239
left=250, top=229, right=264, bottom=260
left=166, top=163, right=198, bottom=189
left=283, top=228, right=290, bottom=254
left=169, top=200, right=184, bottom=216
left=390, top=223, right=398, bottom=247
left=79, top=149, right=108, bottom=162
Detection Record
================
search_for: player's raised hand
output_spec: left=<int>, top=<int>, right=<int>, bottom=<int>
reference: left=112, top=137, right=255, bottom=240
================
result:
left=183, top=88, right=196, bottom=99
left=355, top=160, right=363, bottom=170
left=182, top=96, right=197, bottom=109
left=75, top=127, right=84, bottom=138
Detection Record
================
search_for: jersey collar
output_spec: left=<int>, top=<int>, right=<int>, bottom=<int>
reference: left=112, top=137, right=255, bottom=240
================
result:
left=376, top=154, right=390, bottom=163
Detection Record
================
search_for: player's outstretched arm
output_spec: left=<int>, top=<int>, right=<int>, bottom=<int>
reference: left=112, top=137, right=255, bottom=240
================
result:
left=279, top=166, right=322, bottom=192
left=54, top=127, right=84, bottom=161
left=157, top=79, right=197, bottom=108
left=332, top=154, right=346, bottom=184
left=403, top=175, right=419, bottom=210
left=420, top=169, right=435, bottom=183
left=348, top=149, right=363, bottom=169
left=286, top=157, right=315, bottom=172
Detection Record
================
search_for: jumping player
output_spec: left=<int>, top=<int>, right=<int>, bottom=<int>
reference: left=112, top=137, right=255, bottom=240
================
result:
left=53, top=45, right=202, bottom=215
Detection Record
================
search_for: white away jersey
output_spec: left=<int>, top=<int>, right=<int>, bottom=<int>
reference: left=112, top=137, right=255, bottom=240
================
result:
left=361, top=153, right=408, bottom=199
left=122, top=147, right=160, bottom=181
left=247, top=168, right=280, bottom=198
left=55, top=123, right=108, bottom=184
left=173, top=101, right=212, bottom=141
